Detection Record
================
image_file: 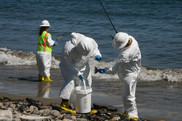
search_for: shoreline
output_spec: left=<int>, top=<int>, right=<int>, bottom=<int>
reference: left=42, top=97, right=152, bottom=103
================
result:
left=1, top=66, right=182, bottom=121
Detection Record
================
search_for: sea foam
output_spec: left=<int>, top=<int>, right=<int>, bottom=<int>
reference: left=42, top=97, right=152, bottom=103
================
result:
left=0, top=48, right=181, bottom=82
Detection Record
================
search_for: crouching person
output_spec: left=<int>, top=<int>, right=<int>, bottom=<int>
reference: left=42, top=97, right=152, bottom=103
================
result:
left=59, top=32, right=102, bottom=113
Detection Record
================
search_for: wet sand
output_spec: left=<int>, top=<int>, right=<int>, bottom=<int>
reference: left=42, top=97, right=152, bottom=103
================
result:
left=0, top=65, right=182, bottom=121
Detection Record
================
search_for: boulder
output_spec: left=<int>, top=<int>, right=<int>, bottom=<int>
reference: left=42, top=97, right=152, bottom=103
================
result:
left=0, top=110, right=13, bottom=120
left=20, top=115, right=51, bottom=121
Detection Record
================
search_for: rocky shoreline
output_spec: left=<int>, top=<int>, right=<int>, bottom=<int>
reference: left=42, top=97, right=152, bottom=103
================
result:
left=0, top=95, right=151, bottom=121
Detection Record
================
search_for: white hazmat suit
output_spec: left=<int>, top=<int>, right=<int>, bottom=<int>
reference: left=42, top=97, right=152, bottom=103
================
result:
left=59, top=32, right=101, bottom=100
left=36, top=35, right=55, bottom=77
left=104, top=32, right=141, bottom=118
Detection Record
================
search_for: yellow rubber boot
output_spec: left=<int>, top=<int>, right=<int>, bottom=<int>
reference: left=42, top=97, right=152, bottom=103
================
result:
left=38, top=75, right=44, bottom=81
left=44, top=76, right=53, bottom=82
left=128, top=117, right=139, bottom=121
left=90, top=109, right=97, bottom=114
left=60, top=100, right=76, bottom=114
left=121, top=112, right=127, bottom=119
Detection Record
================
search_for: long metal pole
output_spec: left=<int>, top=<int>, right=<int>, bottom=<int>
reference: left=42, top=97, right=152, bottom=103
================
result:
left=98, top=0, right=118, bottom=33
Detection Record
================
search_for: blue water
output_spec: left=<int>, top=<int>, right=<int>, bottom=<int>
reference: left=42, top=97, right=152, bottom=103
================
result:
left=0, top=0, right=182, bottom=69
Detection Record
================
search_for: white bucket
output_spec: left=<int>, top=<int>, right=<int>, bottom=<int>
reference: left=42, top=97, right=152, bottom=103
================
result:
left=74, top=86, right=92, bottom=113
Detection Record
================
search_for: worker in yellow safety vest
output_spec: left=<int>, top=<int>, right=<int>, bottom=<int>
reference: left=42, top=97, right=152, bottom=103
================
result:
left=36, top=20, right=57, bottom=81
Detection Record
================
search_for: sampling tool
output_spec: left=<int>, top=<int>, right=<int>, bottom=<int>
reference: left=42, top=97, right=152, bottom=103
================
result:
left=55, top=31, right=69, bottom=41
left=55, top=21, right=81, bottom=42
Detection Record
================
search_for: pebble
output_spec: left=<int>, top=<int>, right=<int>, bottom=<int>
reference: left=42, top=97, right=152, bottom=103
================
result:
left=0, top=97, right=149, bottom=121
left=51, top=110, right=60, bottom=117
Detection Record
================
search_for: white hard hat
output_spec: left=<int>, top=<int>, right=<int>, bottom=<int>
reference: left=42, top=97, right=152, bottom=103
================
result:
left=40, top=20, right=50, bottom=27
left=112, top=32, right=129, bottom=49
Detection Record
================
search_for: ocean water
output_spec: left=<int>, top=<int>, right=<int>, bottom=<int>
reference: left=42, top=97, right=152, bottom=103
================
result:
left=0, top=0, right=182, bottom=120
left=0, top=0, right=182, bottom=69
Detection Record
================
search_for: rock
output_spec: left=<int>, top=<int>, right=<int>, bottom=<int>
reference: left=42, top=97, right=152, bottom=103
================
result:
left=3, top=97, right=12, bottom=101
left=62, top=119, right=73, bottom=121
left=91, top=114, right=105, bottom=121
left=18, top=104, right=27, bottom=113
left=7, top=107, right=13, bottom=113
left=0, top=110, right=13, bottom=120
left=9, top=102, right=16, bottom=109
left=70, top=115, right=77, bottom=120
left=63, top=114, right=72, bottom=119
left=49, top=103, right=62, bottom=112
left=39, top=109, right=51, bottom=116
left=55, top=114, right=64, bottom=120
left=110, top=115, right=121, bottom=121
left=13, top=111, right=22, bottom=120
left=55, top=119, right=62, bottom=121
left=51, top=110, right=60, bottom=117
left=40, top=106, right=52, bottom=110
left=26, top=98, right=42, bottom=109
left=93, top=103, right=118, bottom=112
left=0, top=102, right=3, bottom=108
left=20, top=115, right=51, bottom=121
left=27, top=105, right=39, bottom=114
left=76, top=118, right=88, bottom=121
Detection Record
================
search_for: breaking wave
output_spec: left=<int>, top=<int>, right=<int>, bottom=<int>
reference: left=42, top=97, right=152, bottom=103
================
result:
left=0, top=48, right=182, bottom=82
left=0, top=48, right=59, bottom=68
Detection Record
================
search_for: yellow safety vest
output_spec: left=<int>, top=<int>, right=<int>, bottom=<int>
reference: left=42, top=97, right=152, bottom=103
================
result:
left=37, top=31, right=52, bottom=52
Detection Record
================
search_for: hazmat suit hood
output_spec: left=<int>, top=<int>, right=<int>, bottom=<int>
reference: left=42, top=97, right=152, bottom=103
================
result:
left=71, top=32, right=95, bottom=56
left=71, top=32, right=86, bottom=46
left=76, top=38, right=93, bottom=56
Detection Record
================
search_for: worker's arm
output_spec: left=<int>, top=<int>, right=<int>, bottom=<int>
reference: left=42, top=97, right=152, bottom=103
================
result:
left=90, top=39, right=102, bottom=61
left=104, top=62, right=119, bottom=74
left=47, top=35, right=56, bottom=46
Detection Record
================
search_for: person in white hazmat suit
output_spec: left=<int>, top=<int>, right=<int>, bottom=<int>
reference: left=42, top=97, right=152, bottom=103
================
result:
left=36, top=20, right=57, bottom=82
left=95, top=32, right=141, bottom=121
left=59, top=32, right=102, bottom=114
